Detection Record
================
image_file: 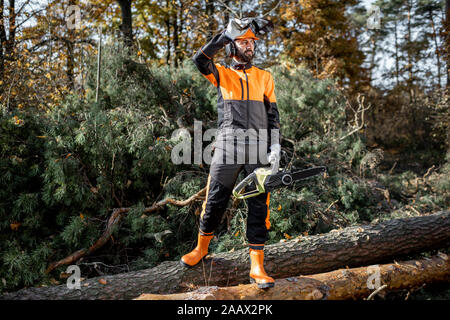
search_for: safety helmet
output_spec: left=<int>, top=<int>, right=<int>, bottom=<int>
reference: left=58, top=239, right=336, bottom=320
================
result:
left=225, top=18, right=273, bottom=57
left=235, top=28, right=260, bottom=41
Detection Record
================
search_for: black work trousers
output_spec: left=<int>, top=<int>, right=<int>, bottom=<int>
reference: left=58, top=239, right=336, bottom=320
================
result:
left=199, top=143, right=271, bottom=246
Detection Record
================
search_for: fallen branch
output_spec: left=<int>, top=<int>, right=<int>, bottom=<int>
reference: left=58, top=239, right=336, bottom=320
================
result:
left=143, top=187, right=206, bottom=212
left=45, top=187, right=207, bottom=274
left=340, top=94, right=371, bottom=141
left=135, top=253, right=449, bottom=300
left=45, top=208, right=126, bottom=274
left=366, top=284, right=388, bottom=300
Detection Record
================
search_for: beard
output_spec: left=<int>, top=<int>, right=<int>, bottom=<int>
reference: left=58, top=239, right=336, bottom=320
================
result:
left=235, top=48, right=254, bottom=63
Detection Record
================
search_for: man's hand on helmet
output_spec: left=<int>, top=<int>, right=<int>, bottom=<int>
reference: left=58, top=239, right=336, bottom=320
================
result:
left=224, top=18, right=250, bottom=40
left=224, top=18, right=274, bottom=40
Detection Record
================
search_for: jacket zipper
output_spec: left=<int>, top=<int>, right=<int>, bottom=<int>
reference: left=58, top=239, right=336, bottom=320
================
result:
left=239, top=78, right=244, bottom=100
left=243, top=69, right=249, bottom=128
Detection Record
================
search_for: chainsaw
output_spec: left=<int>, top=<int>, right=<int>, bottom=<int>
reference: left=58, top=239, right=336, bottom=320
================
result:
left=232, top=152, right=327, bottom=200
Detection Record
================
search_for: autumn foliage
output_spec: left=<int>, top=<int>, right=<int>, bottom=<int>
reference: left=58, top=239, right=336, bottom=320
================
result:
left=0, top=0, right=448, bottom=299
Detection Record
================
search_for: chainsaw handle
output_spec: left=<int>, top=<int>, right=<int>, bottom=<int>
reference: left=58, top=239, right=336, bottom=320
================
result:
left=270, top=159, right=279, bottom=174
left=232, top=172, right=262, bottom=200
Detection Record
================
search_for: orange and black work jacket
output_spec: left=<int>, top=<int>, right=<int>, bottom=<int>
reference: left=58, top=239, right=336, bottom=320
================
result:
left=192, top=31, right=281, bottom=149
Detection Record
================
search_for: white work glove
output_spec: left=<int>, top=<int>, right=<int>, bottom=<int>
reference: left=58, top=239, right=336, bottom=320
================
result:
left=224, top=18, right=250, bottom=40
left=267, top=143, right=281, bottom=174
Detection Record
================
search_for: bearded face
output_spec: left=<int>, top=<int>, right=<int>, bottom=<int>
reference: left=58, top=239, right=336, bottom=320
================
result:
left=234, top=38, right=255, bottom=63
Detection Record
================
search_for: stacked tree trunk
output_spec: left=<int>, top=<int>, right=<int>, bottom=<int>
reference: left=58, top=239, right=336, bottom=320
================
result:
left=136, top=252, right=449, bottom=300
left=1, top=211, right=449, bottom=300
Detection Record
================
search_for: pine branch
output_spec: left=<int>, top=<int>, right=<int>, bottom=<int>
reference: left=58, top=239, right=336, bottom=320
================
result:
left=45, top=187, right=207, bottom=274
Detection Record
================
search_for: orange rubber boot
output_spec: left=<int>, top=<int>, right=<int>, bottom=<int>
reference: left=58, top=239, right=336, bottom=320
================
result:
left=249, top=248, right=275, bottom=288
left=180, top=232, right=214, bottom=267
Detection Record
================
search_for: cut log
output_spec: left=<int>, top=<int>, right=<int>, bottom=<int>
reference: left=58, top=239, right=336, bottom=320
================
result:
left=135, top=252, right=450, bottom=300
left=1, top=210, right=449, bottom=300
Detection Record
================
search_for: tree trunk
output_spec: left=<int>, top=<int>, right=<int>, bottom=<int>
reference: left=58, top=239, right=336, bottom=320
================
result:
left=136, top=252, right=450, bottom=300
left=369, top=34, right=377, bottom=85
left=205, top=0, right=215, bottom=41
left=2, top=211, right=449, bottom=300
left=65, top=0, right=75, bottom=90
left=165, top=0, right=171, bottom=65
left=0, top=0, right=5, bottom=81
left=66, top=40, right=74, bottom=90
left=406, top=0, right=414, bottom=91
left=173, top=2, right=179, bottom=68
left=117, top=0, right=133, bottom=48
left=394, top=19, right=400, bottom=87
left=429, top=8, right=441, bottom=88
left=446, top=0, right=450, bottom=87
left=0, top=0, right=15, bottom=84
left=6, top=0, right=15, bottom=58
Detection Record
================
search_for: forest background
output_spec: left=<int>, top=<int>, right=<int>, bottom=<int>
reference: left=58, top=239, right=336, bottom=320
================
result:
left=0, top=0, right=449, bottom=299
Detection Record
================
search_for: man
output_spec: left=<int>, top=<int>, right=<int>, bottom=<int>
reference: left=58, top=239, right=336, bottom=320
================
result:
left=180, top=18, right=281, bottom=289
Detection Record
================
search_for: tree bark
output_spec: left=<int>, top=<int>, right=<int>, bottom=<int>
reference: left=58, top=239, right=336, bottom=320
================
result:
left=405, top=0, right=414, bottom=91
left=446, top=0, right=450, bottom=87
left=394, top=19, right=400, bottom=87
left=135, top=252, right=450, bottom=300
left=165, top=0, right=171, bottom=65
left=2, top=211, right=449, bottom=300
left=6, top=0, right=15, bottom=58
left=205, top=0, right=215, bottom=41
left=428, top=8, right=441, bottom=88
left=0, top=0, right=6, bottom=81
left=0, top=0, right=15, bottom=83
left=117, top=0, right=133, bottom=48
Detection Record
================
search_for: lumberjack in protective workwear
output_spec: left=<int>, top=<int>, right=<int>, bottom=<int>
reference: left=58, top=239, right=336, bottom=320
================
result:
left=180, top=18, right=280, bottom=289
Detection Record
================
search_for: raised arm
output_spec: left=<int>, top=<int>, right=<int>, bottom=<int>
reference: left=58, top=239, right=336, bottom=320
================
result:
left=192, top=31, right=230, bottom=87
left=192, top=19, right=250, bottom=86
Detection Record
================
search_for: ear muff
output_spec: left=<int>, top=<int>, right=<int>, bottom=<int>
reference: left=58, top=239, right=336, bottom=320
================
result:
left=225, top=41, right=257, bottom=58
left=225, top=41, right=237, bottom=57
